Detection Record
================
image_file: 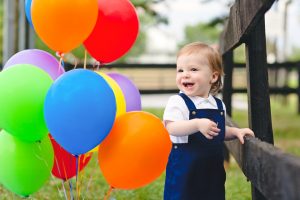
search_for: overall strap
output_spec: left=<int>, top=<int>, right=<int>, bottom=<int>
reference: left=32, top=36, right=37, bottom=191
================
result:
left=213, top=96, right=224, bottom=110
left=178, top=93, right=196, bottom=110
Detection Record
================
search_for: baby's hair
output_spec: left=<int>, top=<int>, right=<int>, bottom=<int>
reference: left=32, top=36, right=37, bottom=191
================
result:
left=177, top=42, right=224, bottom=95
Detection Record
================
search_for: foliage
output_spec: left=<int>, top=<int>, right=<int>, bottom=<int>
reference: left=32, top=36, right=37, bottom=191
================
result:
left=180, top=22, right=222, bottom=47
left=233, top=45, right=246, bottom=63
left=287, top=46, right=300, bottom=61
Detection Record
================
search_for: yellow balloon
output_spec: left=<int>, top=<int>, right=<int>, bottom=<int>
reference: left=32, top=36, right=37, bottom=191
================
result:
left=97, top=72, right=126, bottom=116
left=89, top=72, right=126, bottom=153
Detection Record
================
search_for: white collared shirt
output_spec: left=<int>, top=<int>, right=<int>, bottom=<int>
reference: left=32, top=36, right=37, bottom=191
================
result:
left=163, top=93, right=226, bottom=143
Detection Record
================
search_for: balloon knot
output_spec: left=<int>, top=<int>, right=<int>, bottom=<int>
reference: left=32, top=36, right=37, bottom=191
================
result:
left=56, top=51, right=65, bottom=58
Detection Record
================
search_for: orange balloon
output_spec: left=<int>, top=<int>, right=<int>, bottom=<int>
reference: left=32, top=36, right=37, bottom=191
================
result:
left=98, top=111, right=172, bottom=189
left=31, top=0, right=98, bottom=53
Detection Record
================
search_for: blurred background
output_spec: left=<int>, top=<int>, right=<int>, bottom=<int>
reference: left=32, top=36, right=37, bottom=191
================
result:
left=0, top=0, right=300, bottom=199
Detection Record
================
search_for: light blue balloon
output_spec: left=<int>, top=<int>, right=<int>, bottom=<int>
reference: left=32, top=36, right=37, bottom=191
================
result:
left=25, top=0, right=33, bottom=28
left=44, top=69, right=116, bottom=155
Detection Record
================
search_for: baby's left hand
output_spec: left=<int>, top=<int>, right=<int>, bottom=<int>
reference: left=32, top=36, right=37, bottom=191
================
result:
left=235, top=128, right=254, bottom=144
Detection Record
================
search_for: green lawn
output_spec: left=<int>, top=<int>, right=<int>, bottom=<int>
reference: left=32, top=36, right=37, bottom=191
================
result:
left=0, top=96, right=299, bottom=199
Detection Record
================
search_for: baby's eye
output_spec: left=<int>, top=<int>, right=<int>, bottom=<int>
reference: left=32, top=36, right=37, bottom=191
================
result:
left=191, top=68, right=198, bottom=71
left=177, top=69, right=183, bottom=73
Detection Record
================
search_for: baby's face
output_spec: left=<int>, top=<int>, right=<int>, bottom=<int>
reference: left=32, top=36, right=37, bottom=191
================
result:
left=176, top=54, right=218, bottom=97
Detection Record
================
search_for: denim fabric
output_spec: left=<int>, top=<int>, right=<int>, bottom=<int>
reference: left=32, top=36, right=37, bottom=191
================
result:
left=164, top=93, right=226, bottom=200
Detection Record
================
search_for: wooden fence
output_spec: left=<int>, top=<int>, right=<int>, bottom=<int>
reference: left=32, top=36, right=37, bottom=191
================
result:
left=220, top=0, right=300, bottom=199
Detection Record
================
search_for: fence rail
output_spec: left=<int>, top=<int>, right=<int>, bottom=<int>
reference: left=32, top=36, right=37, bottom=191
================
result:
left=225, top=117, right=300, bottom=200
left=226, top=117, right=300, bottom=200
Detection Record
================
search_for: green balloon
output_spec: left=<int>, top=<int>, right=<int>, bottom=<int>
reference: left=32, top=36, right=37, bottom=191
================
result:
left=0, top=64, right=53, bottom=142
left=0, top=130, right=54, bottom=197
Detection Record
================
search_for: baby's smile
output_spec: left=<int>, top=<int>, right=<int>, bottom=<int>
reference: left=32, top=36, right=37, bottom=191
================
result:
left=183, top=82, right=195, bottom=88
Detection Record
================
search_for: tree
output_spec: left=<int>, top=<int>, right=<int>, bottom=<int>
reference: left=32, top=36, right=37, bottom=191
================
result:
left=180, top=22, right=222, bottom=47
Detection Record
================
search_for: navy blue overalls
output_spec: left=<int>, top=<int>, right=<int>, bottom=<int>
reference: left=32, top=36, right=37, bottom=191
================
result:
left=164, top=93, right=226, bottom=200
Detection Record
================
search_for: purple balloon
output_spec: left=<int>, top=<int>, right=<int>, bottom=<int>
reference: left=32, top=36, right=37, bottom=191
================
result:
left=4, top=49, right=64, bottom=80
left=107, top=72, right=141, bottom=112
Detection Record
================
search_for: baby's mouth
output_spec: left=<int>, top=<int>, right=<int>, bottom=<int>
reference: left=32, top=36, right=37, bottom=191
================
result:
left=183, top=82, right=194, bottom=88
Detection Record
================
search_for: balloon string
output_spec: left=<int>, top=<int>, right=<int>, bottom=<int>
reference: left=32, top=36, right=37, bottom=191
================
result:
left=104, top=186, right=114, bottom=200
left=61, top=180, right=69, bottom=200
left=92, top=61, right=100, bottom=71
left=86, top=154, right=98, bottom=195
left=84, top=50, right=87, bottom=69
left=35, top=142, right=64, bottom=199
left=61, top=157, right=71, bottom=200
left=75, top=155, right=80, bottom=200
left=78, top=157, right=82, bottom=200
left=54, top=155, right=63, bottom=180
left=77, top=156, right=86, bottom=199
left=59, top=56, right=63, bottom=74
left=68, top=53, right=78, bottom=69
left=56, top=51, right=64, bottom=72
left=69, top=181, right=74, bottom=200
left=54, top=156, right=69, bottom=200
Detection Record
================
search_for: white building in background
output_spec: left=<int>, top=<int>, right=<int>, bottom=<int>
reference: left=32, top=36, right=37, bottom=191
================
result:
left=265, top=0, right=294, bottom=62
left=131, top=27, right=177, bottom=63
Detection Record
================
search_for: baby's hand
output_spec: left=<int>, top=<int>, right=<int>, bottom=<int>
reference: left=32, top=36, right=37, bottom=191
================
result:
left=197, top=118, right=220, bottom=139
left=235, top=128, right=254, bottom=144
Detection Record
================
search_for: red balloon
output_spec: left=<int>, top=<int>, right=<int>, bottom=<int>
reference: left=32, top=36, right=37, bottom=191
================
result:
left=49, top=135, right=92, bottom=180
left=84, top=0, right=139, bottom=63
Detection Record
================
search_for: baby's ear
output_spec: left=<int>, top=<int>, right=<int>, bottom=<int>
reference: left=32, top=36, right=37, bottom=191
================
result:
left=211, top=71, right=219, bottom=83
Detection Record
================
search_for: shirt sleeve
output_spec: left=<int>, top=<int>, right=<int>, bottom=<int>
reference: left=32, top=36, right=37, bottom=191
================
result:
left=163, top=95, right=189, bottom=123
left=222, top=101, right=227, bottom=119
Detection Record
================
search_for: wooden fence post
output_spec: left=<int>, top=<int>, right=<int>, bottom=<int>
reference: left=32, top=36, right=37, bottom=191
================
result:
left=245, top=17, right=274, bottom=200
left=222, top=50, right=234, bottom=116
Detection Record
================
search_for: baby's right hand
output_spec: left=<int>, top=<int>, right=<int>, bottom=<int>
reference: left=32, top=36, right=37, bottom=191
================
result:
left=197, top=118, right=220, bottom=139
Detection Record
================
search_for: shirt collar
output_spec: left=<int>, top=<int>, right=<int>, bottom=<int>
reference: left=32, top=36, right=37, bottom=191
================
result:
left=189, top=94, right=217, bottom=107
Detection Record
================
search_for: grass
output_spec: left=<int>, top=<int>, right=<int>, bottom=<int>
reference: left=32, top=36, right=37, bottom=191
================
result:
left=0, top=96, right=299, bottom=199
left=232, top=95, right=300, bottom=156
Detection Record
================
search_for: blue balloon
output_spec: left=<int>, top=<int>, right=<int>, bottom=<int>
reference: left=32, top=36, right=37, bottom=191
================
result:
left=25, top=0, right=33, bottom=27
left=44, top=69, right=116, bottom=155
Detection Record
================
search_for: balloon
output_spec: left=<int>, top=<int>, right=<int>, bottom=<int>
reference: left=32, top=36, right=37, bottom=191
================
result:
left=107, top=72, right=141, bottom=112
left=88, top=72, right=126, bottom=153
left=50, top=135, right=92, bottom=180
left=97, top=72, right=126, bottom=117
left=0, top=130, right=54, bottom=197
left=0, top=64, right=53, bottom=142
left=84, top=0, right=139, bottom=63
left=98, top=111, right=172, bottom=189
left=31, top=0, right=98, bottom=53
left=25, top=0, right=33, bottom=27
left=44, top=69, right=116, bottom=155
left=4, top=49, right=64, bottom=80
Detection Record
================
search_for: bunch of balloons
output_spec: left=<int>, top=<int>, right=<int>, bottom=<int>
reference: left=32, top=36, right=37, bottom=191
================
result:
left=0, top=0, right=172, bottom=197
left=26, top=0, right=139, bottom=63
